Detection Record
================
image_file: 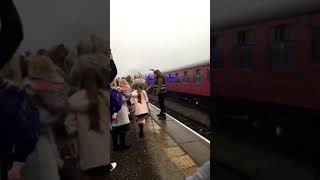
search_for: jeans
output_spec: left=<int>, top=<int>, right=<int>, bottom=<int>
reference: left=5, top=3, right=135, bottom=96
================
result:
left=158, top=94, right=165, bottom=114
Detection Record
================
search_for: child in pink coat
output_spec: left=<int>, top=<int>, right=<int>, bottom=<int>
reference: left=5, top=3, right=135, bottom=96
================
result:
left=131, top=85, right=149, bottom=138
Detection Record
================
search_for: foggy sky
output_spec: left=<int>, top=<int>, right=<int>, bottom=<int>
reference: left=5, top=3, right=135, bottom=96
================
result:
left=15, top=0, right=109, bottom=53
left=111, top=0, right=210, bottom=77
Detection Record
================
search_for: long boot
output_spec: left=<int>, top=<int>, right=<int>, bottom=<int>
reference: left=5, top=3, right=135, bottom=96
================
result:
left=120, top=128, right=131, bottom=150
left=138, top=124, right=144, bottom=138
left=111, top=128, right=120, bottom=151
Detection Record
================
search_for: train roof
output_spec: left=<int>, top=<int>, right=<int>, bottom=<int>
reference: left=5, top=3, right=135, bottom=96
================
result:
left=162, top=60, right=210, bottom=74
left=211, top=0, right=320, bottom=30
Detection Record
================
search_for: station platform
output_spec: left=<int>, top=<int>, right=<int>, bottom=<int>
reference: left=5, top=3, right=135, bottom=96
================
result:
left=110, top=103, right=210, bottom=180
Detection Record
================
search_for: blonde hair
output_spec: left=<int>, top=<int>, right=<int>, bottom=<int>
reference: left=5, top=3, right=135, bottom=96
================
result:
left=0, top=55, right=23, bottom=87
left=28, top=55, right=62, bottom=82
left=134, top=73, right=145, bottom=80
left=118, top=79, right=129, bottom=87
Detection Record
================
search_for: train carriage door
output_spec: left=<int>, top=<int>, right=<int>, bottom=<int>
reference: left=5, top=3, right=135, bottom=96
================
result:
left=175, top=72, right=180, bottom=91
left=194, top=68, right=202, bottom=94
left=311, top=16, right=320, bottom=108
left=183, top=70, right=189, bottom=92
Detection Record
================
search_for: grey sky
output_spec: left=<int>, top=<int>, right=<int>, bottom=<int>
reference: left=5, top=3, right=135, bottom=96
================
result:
left=15, top=0, right=109, bottom=53
left=111, top=0, right=210, bottom=77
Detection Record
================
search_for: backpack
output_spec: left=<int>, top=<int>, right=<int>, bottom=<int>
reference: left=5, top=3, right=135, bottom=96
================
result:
left=110, top=88, right=122, bottom=115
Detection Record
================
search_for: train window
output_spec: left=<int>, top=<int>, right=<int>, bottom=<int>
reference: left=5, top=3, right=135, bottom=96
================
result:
left=234, top=30, right=255, bottom=69
left=212, top=48, right=223, bottom=68
left=313, top=27, right=320, bottom=64
left=269, top=25, right=296, bottom=71
left=271, top=25, right=295, bottom=43
left=212, top=35, right=223, bottom=69
left=183, top=71, right=189, bottom=83
left=235, top=30, right=255, bottom=46
left=175, top=72, right=180, bottom=83
left=237, top=31, right=246, bottom=45
left=194, top=69, right=201, bottom=84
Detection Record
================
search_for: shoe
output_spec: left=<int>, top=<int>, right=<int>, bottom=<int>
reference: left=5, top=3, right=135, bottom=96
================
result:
left=139, top=133, right=145, bottom=138
left=110, top=162, right=117, bottom=172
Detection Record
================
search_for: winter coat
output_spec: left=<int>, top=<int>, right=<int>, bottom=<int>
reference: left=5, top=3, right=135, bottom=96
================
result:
left=65, top=89, right=110, bottom=171
left=131, top=90, right=149, bottom=116
left=154, top=76, right=166, bottom=96
left=112, top=86, right=130, bottom=127
left=0, top=80, right=38, bottom=163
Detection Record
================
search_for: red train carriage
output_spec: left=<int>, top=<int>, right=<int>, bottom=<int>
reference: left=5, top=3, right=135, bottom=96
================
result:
left=211, top=0, right=320, bottom=134
left=163, top=61, right=210, bottom=97
left=146, top=61, right=210, bottom=104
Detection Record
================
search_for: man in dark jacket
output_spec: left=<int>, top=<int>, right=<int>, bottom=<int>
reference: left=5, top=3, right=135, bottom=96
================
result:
left=153, top=69, right=167, bottom=119
left=0, top=1, right=38, bottom=180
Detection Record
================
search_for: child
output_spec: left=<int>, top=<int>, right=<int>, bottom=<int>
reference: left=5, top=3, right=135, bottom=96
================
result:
left=131, top=84, right=149, bottom=138
left=111, top=79, right=131, bottom=151
left=65, top=67, right=111, bottom=179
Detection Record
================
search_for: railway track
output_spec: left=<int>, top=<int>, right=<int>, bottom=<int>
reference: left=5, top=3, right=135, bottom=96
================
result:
left=149, top=97, right=211, bottom=140
left=149, top=96, right=253, bottom=180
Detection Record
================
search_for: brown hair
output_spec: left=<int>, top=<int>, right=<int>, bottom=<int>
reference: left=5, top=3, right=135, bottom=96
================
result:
left=135, top=84, right=143, bottom=104
left=80, top=67, right=107, bottom=132
left=48, top=44, right=69, bottom=70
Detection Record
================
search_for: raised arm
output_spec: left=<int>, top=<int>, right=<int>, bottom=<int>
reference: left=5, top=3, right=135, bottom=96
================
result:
left=0, top=0, right=24, bottom=69
left=110, top=59, right=117, bottom=82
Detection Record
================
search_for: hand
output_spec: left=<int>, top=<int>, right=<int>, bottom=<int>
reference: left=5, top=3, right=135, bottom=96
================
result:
left=8, top=162, right=25, bottom=180
left=112, top=113, right=118, bottom=120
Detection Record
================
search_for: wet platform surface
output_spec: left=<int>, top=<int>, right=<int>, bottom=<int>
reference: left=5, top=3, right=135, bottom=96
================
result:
left=110, top=103, right=209, bottom=180
left=148, top=104, right=210, bottom=166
